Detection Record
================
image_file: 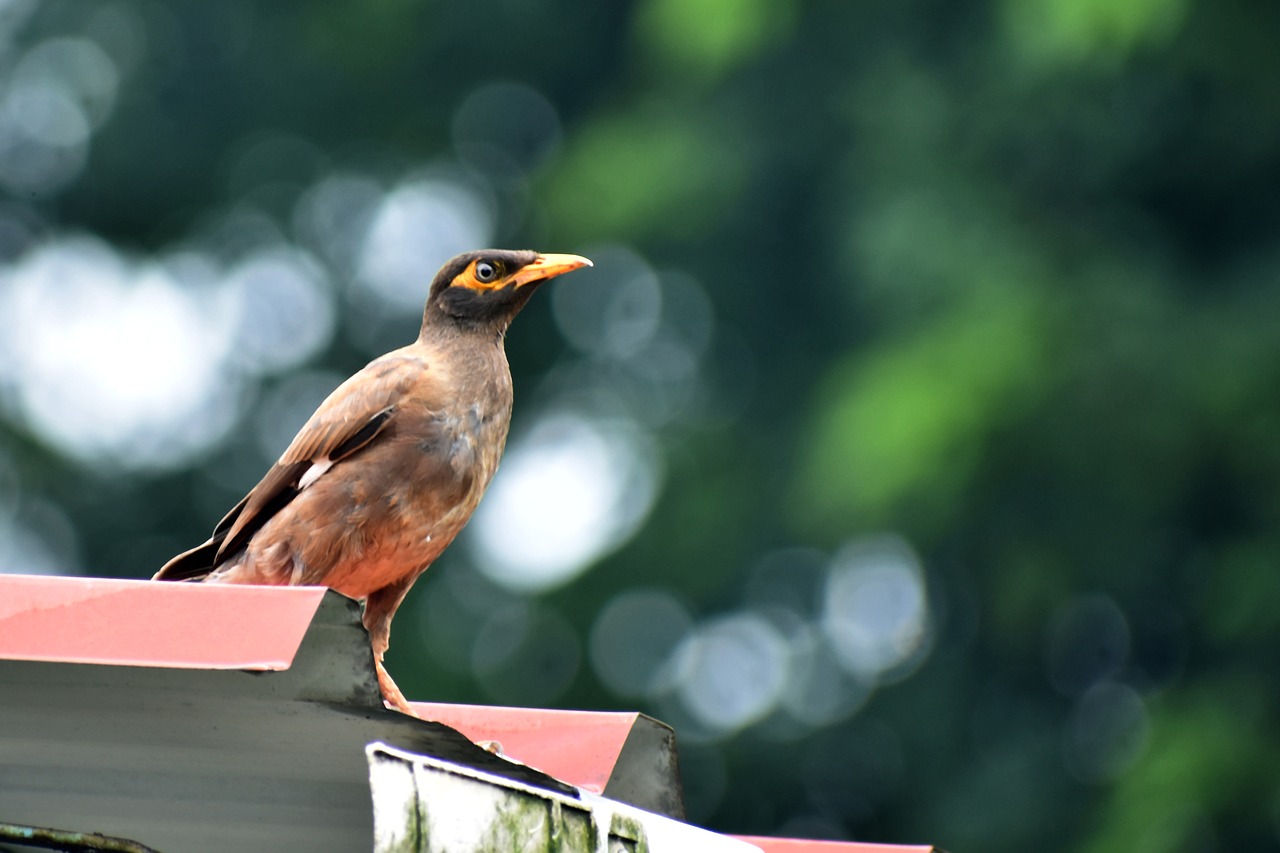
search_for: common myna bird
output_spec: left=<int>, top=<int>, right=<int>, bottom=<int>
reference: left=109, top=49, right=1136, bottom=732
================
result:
left=154, top=249, right=592, bottom=714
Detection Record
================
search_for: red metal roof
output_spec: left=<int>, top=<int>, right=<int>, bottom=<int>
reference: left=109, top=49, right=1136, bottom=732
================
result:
left=0, top=574, right=938, bottom=853
left=411, top=702, right=640, bottom=795
left=0, top=573, right=325, bottom=669
left=736, top=838, right=936, bottom=853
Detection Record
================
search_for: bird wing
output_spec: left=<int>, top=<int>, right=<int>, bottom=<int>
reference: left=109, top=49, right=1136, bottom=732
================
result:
left=153, top=353, right=429, bottom=581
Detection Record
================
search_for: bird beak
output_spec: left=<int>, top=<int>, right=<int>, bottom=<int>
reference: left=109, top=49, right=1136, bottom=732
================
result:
left=508, top=253, right=593, bottom=288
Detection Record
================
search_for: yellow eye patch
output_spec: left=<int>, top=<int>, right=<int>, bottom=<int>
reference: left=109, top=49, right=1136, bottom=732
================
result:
left=450, top=253, right=592, bottom=292
left=452, top=259, right=507, bottom=292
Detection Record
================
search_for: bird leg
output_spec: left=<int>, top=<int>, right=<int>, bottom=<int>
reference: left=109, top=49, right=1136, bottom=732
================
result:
left=362, top=578, right=419, bottom=717
left=375, top=659, right=415, bottom=716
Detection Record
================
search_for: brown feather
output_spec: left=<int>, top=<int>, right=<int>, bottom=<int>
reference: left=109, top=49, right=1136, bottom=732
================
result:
left=153, top=248, right=592, bottom=714
left=221, top=358, right=419, bottom=562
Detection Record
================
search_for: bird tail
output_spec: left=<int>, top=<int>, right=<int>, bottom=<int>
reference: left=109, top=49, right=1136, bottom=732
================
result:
left=152, top=539, right=220, bottom=581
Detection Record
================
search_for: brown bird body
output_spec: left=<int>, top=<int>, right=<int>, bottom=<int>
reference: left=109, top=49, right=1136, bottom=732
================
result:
left=154, top=249, right=591, bottom=713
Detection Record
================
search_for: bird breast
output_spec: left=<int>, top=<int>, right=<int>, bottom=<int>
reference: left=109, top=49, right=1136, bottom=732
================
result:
left=312, top=401, right=511, bottom=597
left=233, top=374, right=514, bottom=600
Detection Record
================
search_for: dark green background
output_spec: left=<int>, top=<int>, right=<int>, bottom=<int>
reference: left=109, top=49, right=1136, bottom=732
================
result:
left=2, top=1, right=1278, bottom=850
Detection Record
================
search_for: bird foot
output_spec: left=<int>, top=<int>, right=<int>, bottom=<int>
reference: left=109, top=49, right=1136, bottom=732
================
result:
left=376, top=660, right=418, bottom=717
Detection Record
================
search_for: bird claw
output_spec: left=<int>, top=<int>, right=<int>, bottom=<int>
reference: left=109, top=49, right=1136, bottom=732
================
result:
left=475, top=739, right=504, bottom=755
left=376, top=660, right=419, bottom=717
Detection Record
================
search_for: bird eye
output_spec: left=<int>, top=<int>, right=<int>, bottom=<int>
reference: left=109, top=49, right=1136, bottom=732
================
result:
left=474, top=261, right=499, bottom=283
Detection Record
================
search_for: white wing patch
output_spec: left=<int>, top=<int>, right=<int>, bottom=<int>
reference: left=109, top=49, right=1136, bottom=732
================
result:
left=298, top=458, right=333, bottom=490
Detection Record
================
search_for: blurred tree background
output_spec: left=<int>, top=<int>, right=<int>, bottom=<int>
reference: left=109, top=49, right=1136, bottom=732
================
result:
left=1, top=0, right=1278, bottom=850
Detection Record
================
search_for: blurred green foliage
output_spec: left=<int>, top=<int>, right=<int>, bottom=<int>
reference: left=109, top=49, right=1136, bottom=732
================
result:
left=2, top=0, right=1279, bottom=851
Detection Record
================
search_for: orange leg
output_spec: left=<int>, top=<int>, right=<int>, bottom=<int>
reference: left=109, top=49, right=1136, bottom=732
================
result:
left=375, top=659, right=415, bottom=715
left=362, top=578, right=419, bottom=716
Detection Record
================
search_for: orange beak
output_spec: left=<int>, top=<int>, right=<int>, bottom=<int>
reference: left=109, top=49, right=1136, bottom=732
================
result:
left=508, top=253, right=593, bottom=288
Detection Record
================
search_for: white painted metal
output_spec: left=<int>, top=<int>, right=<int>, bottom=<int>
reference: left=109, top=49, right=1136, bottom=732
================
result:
left=367, top=742, right=762, bottom=853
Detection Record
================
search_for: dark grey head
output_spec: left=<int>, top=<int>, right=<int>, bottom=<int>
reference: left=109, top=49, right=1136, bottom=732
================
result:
left=423, top=249, right=592, bottom=333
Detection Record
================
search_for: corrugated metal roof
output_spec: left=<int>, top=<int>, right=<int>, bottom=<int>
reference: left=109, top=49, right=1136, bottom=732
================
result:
left=0, top=574, right=938, bottom=853
left=0, top=574, right=326, bottom=669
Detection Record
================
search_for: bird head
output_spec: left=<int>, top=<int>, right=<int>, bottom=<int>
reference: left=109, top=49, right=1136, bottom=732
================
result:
left=423, top=249, right=592, bottom=334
